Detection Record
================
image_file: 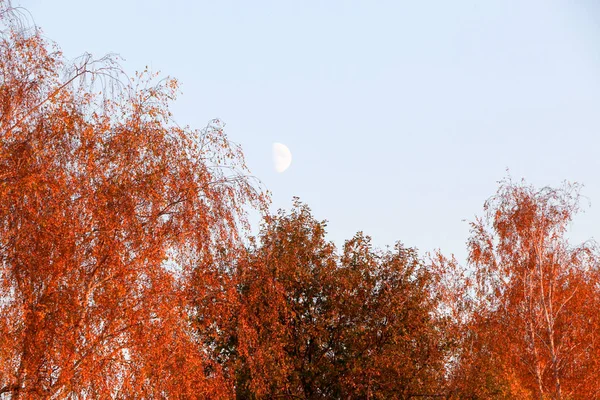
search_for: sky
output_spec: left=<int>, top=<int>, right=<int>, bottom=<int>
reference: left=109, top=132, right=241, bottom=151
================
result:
left=18, top=0, right=600, bottom=262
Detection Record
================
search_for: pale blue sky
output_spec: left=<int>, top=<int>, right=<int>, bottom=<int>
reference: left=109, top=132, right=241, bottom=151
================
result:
left=20, top=0, right=600, bottom=261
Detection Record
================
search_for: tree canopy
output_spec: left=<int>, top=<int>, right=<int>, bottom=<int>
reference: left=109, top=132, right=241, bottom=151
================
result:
left=1, top=2, right=600, bottom=399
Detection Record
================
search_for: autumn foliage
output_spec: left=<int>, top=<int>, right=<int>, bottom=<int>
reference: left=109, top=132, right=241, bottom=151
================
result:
left=0, top=2, right=262, bottom=397
left=2, top=2, right=600, bottom=399
left=447, top=180, right=600, bottom=399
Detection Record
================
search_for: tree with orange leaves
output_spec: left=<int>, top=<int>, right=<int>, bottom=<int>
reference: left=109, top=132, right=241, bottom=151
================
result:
left=226, top=201, right=448, bottom=399
left=0, top=1, right=265, bottom=397
left=335, top=233, right=449, bottom=399
left=232, top=201, right=339, bottom=398
left=449, top=178, right=600, bottom=399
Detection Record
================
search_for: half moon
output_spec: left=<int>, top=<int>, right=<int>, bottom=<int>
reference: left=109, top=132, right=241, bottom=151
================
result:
left=272, top=142, right=292, bottom=173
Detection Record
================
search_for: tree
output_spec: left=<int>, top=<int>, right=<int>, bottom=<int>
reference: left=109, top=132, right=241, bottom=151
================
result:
left=450, top=178, right=600, bottom=399
left=335, top=233, right=448, bottom=399
left=225, top=201, right=448, bottom=399
left=233, top=200, right=339, bottom=398
left=0, top=1, right=265, bottom=397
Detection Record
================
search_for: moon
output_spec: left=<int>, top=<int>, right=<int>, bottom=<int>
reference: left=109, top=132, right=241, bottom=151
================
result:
left=272, top=142, right=292, bottom=173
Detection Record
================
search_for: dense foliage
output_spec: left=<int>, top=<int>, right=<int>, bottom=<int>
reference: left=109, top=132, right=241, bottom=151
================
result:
left=1, top=2, right=599, bottom=399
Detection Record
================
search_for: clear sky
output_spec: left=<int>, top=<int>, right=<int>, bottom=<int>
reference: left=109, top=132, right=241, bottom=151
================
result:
left=19, top=0, right=600, bottom=262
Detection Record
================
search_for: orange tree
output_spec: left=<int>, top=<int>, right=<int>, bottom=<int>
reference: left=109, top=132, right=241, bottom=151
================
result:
left=233, top=200, right=339, bottom=398
left=0, top=2, right=265, bottom=397
left=335, top=233, right=449, bottom=399
left=449, top=179, right=600, bottom=399
left=221, top=201, right=449, bottom=399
